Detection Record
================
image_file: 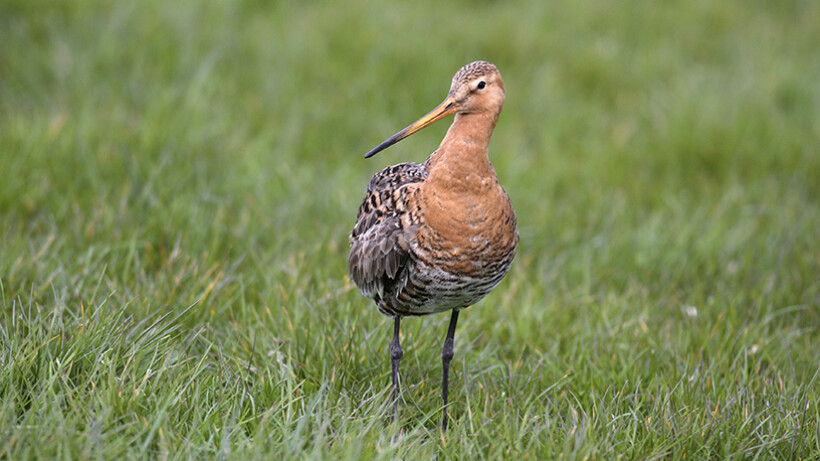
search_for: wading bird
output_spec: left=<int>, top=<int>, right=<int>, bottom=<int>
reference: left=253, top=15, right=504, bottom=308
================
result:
left=348, top=61, right=518, bottom=431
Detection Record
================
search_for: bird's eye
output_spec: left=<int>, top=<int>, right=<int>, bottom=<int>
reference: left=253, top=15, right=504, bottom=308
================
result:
left=477, top=80, right=486, bottom=90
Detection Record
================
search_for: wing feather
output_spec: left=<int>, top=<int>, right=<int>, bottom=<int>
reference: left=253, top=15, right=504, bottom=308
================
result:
left=348, top=162, right=428, bottom=301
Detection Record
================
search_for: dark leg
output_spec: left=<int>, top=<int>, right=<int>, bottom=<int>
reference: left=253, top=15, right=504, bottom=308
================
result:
left=390, top=316, right=403, bottom=421
left=441, top=309, right=460, bottom=432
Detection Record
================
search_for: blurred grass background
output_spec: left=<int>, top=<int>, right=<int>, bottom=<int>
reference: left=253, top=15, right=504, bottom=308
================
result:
left=1, top=0, right=819, bottom=458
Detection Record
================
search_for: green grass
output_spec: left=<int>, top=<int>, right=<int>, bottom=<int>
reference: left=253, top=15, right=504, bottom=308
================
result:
left=2, top=0, right=819, bottom=458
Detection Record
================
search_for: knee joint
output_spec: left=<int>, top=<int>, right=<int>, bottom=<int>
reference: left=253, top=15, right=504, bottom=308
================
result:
left=391, top=344, right=403, bottom=360
left=441, top=339, right=454, bottom=362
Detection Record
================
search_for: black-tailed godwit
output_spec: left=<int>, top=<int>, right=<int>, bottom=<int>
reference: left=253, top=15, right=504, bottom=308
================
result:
left=348, top=61, right=518, bottom=431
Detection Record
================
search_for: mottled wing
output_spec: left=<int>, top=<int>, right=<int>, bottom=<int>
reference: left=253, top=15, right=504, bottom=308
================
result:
left=348, top=162, right=428, bottom=301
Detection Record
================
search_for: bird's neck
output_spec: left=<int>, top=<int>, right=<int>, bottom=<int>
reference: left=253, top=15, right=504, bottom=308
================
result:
left=425, top=111, right=500, bottom=191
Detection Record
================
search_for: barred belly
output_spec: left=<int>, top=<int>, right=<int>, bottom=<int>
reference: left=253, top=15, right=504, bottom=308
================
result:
left=377, top=249, right=515, bottom=317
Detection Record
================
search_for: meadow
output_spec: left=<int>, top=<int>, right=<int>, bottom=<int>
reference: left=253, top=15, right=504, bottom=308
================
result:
left=1, top=0, right=819, bottom=458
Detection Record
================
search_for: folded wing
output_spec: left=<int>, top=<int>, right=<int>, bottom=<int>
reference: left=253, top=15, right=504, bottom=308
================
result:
left=348, top=162, right=428, bottom=302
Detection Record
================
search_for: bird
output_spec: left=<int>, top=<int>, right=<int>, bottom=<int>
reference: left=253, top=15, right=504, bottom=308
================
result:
left=348, top=61, right=518, bottom=431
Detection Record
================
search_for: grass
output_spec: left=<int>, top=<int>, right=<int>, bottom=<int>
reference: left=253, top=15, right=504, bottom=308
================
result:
left=1, top=0, right=819, bottom=458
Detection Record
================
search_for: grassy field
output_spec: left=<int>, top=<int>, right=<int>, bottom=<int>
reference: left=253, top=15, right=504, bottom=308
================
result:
left=2, top=0, right=819, bottom=458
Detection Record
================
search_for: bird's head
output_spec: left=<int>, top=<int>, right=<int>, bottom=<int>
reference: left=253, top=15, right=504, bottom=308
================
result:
left=364, top=61, right=505, bottom=159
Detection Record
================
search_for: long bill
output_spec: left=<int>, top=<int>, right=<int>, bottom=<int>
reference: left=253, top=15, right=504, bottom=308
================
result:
left=364, top=96, right=457, bottom=158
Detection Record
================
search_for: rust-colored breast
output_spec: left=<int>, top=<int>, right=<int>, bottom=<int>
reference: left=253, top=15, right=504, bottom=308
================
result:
left=414, top=179, right=518, bottom=280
